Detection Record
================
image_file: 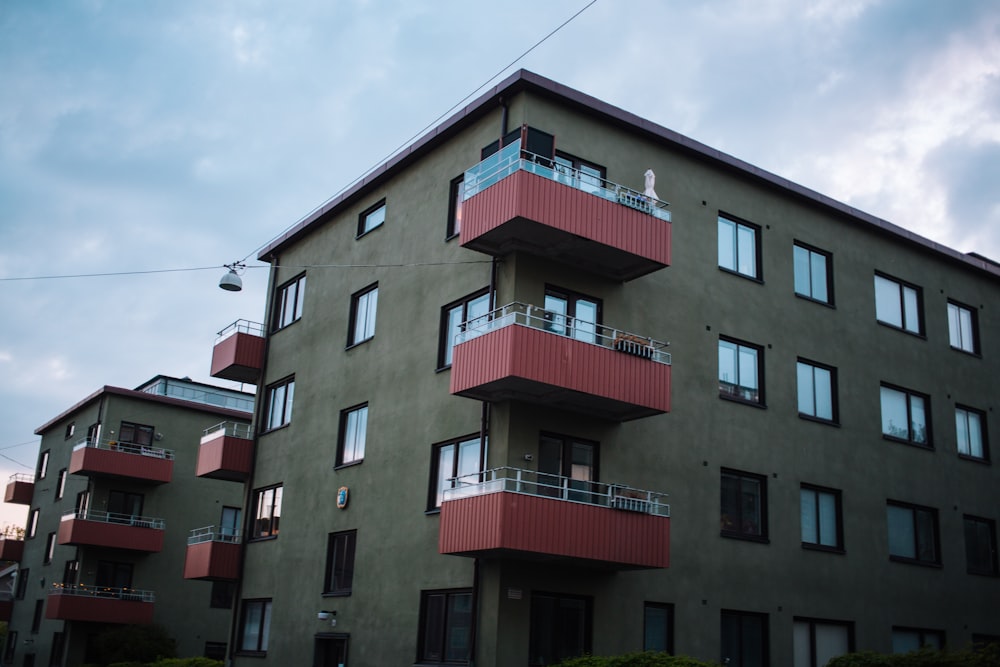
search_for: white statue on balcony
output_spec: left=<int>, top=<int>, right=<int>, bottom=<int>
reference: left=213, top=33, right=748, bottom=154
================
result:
left=644, top=169, right=658, bottom=201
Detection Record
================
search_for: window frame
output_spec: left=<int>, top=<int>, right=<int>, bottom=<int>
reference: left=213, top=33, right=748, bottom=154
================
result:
left=118, top=421, right=154, bottom=447
left=720, top=468, right=768, bottom=542
left=64, top=422, right=75, bottom=439
left=800, top=484, right=844, bottom=553
left=44, top=532, right=57, bottom=564
left=643, top=602, right=674, bottom=654
left=874, top=272, right=924, bottom=336
left=347, top=282, right=378, bottom=347
left=272, top=272, right=307, bottom=332
left=891, top=627, right=945, bottom=653
left=336, top=403, right=369, bottom=467
left=880, top=383, right=931, bottom=448
left=963, top=514, right=998, bottom=577
left=237, top=598, right=273, bottom=655
left=955, top=404, right=989, bottom=462
left=15, top=568, right=28, bottom=600
left=446, top=175, right=464, bottom=240
left=718, top=213, right=762, bottom=281
left=793, top=242, right=834, bottom=305
left=250, top=485, right=282, bottom=540
left=529, top=591, right=593, bottom=667
left=553, top=151, right=607, bottom=196
left=947, top=299, right=980, bottom=355
left=793, top=617, right=854, bottom=667
left=263, top=376, right=295, bottom=432
left=438, top=288, right=491, bottom=370
left=719, top=336, right=765, bottom=407
left=27, top=508, right=39, bottom=538
left=428, top=434, right=485, bottom=511
left=417, top=588, right=474, bottom=665
left=357, top=199, right=386, bottom=238
left=324, top=530, right=357, bottom=596
left=54, top=469, right=67, bottom=501
left=796, top=358, right=838, bottom=424
left=37, top=450, right=49, bottom=480
left=886, top=500, right=940, bottom=567
left=721, top=609, right=770, bottom=667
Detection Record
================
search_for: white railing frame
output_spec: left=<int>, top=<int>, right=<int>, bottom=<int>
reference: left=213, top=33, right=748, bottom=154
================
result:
left=215, top=319, right=265, bottom=342
left=61, top=509, right=165, bottom=530
left=6, top=473, right=34, bottom=484
left=188, top=525, right=241, bottom=545
left=202, top=420, right=254, bottom=440
left=49, top=583, right=155, bottom=602
left=72, top=437, right=175, bottom=461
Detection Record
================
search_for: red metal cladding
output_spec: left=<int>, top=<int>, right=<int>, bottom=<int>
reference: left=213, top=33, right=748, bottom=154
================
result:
left=461, top=170, right=671, bottom=281
left=183, top=541, right=241, bottom=581
left=0, top=538, right=24, bottom=562
left=69, top=446, right=173, bottom=484
left=450, top=325, right=670, bottom=421
left=196, top=433, right=253, bottom=482
left=4, top=479, right=33, bottom=504
left=439, top=491, right=670, bottom=569
left=58, top=517, right=164, bottom=553
left=0, top=599, right=11, bottom=622
left=211, top=331, right=265, bottom=383
left=46, top=593, right=154, bottom=625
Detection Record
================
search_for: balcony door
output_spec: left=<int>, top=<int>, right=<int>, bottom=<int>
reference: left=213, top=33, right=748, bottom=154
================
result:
left=96, top=561, right=133, bottom=589
left=543, top=287, right=601, bottom=344
left=538, top=434, right=597, bottom=502
left=529, top=592, right=592, bottom=666
left=220, top=506, right=241, bottom=539
left=107, top=490, right=143, bottom=522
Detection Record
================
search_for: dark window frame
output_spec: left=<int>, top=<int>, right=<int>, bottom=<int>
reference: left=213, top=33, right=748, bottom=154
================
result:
left=446, top=175, right=464, bottom=240
left=263, top=376, right=295, bottom=433
left=118, top=421, right=154, bottom=447
left=886, top=500, right=940, bottom=567
left=800, top=484, right=844, bottom=553
left=54, top=469, right=67, bottom=501
left=324, top=530, right=357, bottom=596
left=891, top=626, right=945, bottom=653
left=357, top=199, right=386, bottom=238
left=428, top=433, right=485, bottom=511
left=721, top=468, right=769, bottom=542
left=529, top=591, right=593, bottom=667
left=956, top=404, right=989, bottom=462
left=947, top=299, right=980, bottom=355
left=15, top=568, right=28, bottom=600
left=797, top=358, right=839, bottom=424
left=874, top=271, right=925, bottom=336
left=719, top=336, right=766, bottom=407
left=793, top=241, right=834, bottom=306
left=64, top=422, right=75, bottom=439
left=347, top=282, right=379, bottom=347
left=44, top=532, right=56, bottom=564
left=718, top=212, right=763, bottom=281
left=542, top=284, right=603, bottom=341
left=417, top=588, right=474, bottom=665
left=721, top=609, right=770, bottom=667
left=880, top=383, right=932, bottom=448
left=250, top=485, right=282, bottom=540
left=793, top=617, right=854, bottom=667
left=27, top=508, right=39, bottom=538
left=272, top=272, right=307, bottom=332
left=3, top=630, right=15, bottom=664
left=964, top=514, right=998, bottom=577
left=31, top=599, right=44, bottom=634
left=336, top=403, right=369, bottom=467
left=210, top=581, right=235, bottom=609
left=438, top=288, right=490, bottom=370
left=37, top=450, right=49, bottom=479
left=237, top=598, right=272, bottom=655
left=643, top=602, right=675, bottom=654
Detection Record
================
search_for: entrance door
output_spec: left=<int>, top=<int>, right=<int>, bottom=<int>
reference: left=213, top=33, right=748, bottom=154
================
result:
left=529, top=593, right=592, bottom=666
left=538, top=434, right=597, bottom=502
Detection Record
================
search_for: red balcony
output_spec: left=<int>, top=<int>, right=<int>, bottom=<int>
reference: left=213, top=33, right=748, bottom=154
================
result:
left=183, top=527, right=242, bottom=581
left=211, top=320, right=265, bottom=384
left=0, top=596, right=11, bottom=622
left=69, top=440, right=173, bottom=484
left=58, top=511, right=165, bottom=553
left=439, top=468, right=670, bottom=570
left=196, top=422, right=254, bottom=482
left=4, top=474, right=34, bottom=505
left=450, top=303, right=671, bottom=422
left=46, top=584, right=154, bottom=624
left=0, top=537, right=24, bottom=562
left=460, top=142, right=671, bottom=281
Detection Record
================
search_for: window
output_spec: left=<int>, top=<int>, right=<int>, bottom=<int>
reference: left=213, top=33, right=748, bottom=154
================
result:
left=107, top=490, right=144, bottom=518
left=964, top=515, right=998, bottom=576
left=357, top=199, right=385, bottom=237
left=721, top=610, right=769, bottom=667
left=61, top=560, right=78, bottom=586
left=439, top=289, right=490, bottom=368
left=447, top=175, right=464, bottom=239
left=718, top=214, right=761, bottom=279
left=348, top=283, right=378, bottom=346
left=314, top=637, right=348, bottom=667
left=956, top=405, right=988, bottom=461
left=880, top=384, right=930, bottom=446
left=96, top=560, right=133, bottom=588
left=538, top=433, right=598, bottom=503
left=891, top=627, right=944, bottom=653
left=37, top=450, right=49, bottom=479
left=797, top=359, right=837, bottom=423
left=64, top=422, right=75, bottom=439
left=44, top=532, right=56, bottom=564
left=211, top=581, right=235, bottom=608
left=874, top=273, right=923, bottom=334
left=721, top=469, right=767, bottom=541
left=337, top=404, right=368, bottom=466
left=86, top=422, right=100, bottom=445
left=324, top=530, right=357, bottom=595
left=2, top=630, right=14, bottom=664
left=793, top=243, right=833, bottom=304
left=887, top=501, right=939, bottom=565
left=264, top=377, right=294, bottom=431
left=800, top=485, right=843, bottom=551
left=418, top=589, right=473, bottom=664
left=119, top=421, right=154, bottom=446
left=27, top=508, right=39, bottom=538
left=273, top=273, right=306, bottom=331
left=15, top=568, right=28, bottom=600
left=644, top=602, right=674, bottom=654
left=947, top=300, right=979, bottom=354
left=50, top=631, right=66, bottom=666
left=554, top=151, right=606, bottom=195
left=719, top=337, right=764, bottom=405
left=54, top=469, right=66, bottom=500
left=31, top=600, right=44, bottom=633
left=238, top=599, right=272, bottom=654
left=793, top=618, right=853, bottom=667
left=429, top=435, right=483, bottom=510
left=529, top=592, right=592, bottom=666
left=543, top=286, right=601, bottom=343
left=251, top=486, right=282, bottom=539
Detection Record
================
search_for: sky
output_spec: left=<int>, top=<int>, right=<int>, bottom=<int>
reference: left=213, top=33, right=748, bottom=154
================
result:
left=1, top=0, right=998, bottom=528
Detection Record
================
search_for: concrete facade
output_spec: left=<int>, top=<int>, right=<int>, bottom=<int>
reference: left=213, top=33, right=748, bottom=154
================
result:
left=4, top=376, right=252, bottom=666
left=226, top=71, right=999, bottom=666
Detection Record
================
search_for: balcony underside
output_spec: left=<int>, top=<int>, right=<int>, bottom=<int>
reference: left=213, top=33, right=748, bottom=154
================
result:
left=211, top=331, right=265, bottom=383
left=58, top=519, right=164, bottom=553
left=184, top=541, right=241, bottom=581
left=196, top=434, right=252, bottom=482
left=4, top=480, right=33, bottom=505
left=450, top=326, right=670, bottom=421
left=46, top=594, right=154, bottom=625
left=461, top=170, right=670, bottom=282
left=0, top=539, right=24, bottom=562
left=70, top=447, right=172, bottom=484
left=440, top=491, right=669, bottom=570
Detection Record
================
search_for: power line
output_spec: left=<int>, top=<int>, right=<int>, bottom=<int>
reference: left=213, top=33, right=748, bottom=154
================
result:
left=0, top=265, right=230, bottom=282
left=0, top=439, right=39, bottom=452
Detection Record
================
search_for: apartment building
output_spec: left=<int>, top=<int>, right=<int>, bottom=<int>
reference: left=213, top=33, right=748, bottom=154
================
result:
left=213, top=70, right=999, bottom=666
left=2, top=375, right=253, bottom=666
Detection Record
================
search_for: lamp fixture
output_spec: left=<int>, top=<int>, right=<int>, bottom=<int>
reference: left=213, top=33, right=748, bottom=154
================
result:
left=317, top=610, right=337, bottom=627
left=219, top=262, right=246, bottom=292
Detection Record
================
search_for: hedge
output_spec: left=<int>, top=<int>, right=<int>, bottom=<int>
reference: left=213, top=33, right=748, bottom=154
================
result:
left=554, top=652, right=719, bottom=667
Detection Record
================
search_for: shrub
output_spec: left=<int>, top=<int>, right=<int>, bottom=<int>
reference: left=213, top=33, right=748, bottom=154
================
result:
left=555, top=652, right=720, bottom=667
left=92, top=624, right=176, bottom=665
left=827, top=645, right=1000, bottom=667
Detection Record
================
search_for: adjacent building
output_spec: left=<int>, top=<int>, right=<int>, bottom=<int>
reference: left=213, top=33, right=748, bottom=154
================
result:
left=3, top=375, right=253, bottom=666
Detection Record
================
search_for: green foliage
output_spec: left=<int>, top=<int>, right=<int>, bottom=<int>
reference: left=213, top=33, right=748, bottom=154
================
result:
left=92, top=624, right=177, bottom=666
left=149, top=659, right=224, bottom=667
left=827, top=645, right=1000, bottom=667
left=555, top=651, right=720, bottom=667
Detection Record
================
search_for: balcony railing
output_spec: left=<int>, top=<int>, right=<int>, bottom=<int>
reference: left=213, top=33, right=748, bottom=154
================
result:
left=4, top=473, right=34, bottom=504
left=188, top=525, right=240, bottom=545
left=73, top=437, right=174, bottom=461
left=7, top=473, right=34, bottom=484
left=443, top=467, right=669, bottom=517
left=62, top=509, right=165, bottom=530
left=456, top=302, right=671, bottom=365
left=464, top=140, right=671, bottom=222
left=202, top=421, right=254, bottom=440
left=49, top=582, right=155, bottom=603
left=216, top=319, right=265, bottom=343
